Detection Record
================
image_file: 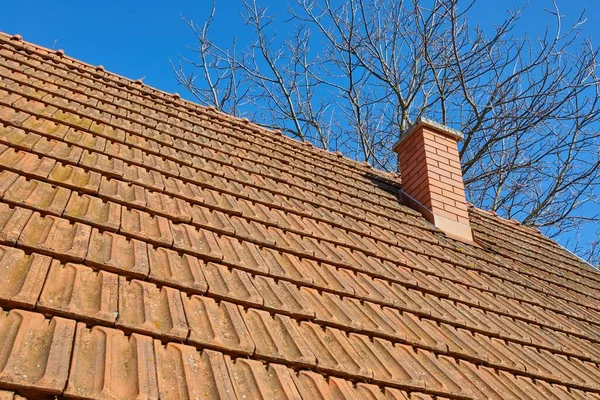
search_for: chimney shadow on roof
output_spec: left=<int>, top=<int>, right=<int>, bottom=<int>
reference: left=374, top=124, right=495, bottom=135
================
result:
left=362, top=170, right=436, bottom=231
left=362, top=171, right=404, bottom=203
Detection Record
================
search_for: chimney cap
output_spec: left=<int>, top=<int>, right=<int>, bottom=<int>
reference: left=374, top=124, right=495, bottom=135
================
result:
left=392, top=117, right=464, bottom=153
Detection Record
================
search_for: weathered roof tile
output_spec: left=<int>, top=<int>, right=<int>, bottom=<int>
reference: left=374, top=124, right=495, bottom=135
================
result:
left=37, top=260, right=118, bottom=324
left=146, top=191, right=193, bottom=222
left=117, top=277, right=188, bottom=340
left=120, top=208, right=173, bottom=247
left=0, top=245, right=51, bottom=309
left=98, top=177, right=147, bottom=208
left=17, top=212, right=90, bottom=261
left=171, top=222, right=223, bottom=261
left=147, top=245, right=207, bottom=294
left=65, top=324, right=158, bottom=400
left=252, top=275, right=314, bottom=318
left=219, top=235, right=268, bottom=273
left=0, top=148, right=55, bottom=179
left=244, top=308, right=316, bottom=366
left=3, top=176, right=71, bottom=216
left=183, top=295, right=254, bottom=356
left=259, top=248, right=314, bottom=285
left=0, top=309, right=75, bottom=395
left=122, top=163, right=164, bottom=191
left=0, top=203, right=32, bottom=245
left=78, top=149, right=124, bottom=178
left=0, top=125, right=42, bottom=151
left=298, top=322, right=373, bottom=379
left=86, top=228, right=149, bottom=278
left=226, top=358, right=303, bottom=400
left=154, top=342, right=237, bottom=400
left=203, top=262, right=263, bottom=307
left=32, top=137, right=83, bottom=164
left=47, top=162, right=101, bottom=194
left=63, top=192, right=121, bottom=231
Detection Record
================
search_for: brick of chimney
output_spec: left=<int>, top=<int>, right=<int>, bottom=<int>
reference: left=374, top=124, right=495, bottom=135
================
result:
left=392, top=118, right=473, bottom=243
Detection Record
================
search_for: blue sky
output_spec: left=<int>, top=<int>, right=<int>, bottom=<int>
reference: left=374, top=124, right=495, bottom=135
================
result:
left=1, top=0, right=597, bottom=101
left=1, top=0, right=598, bottom=261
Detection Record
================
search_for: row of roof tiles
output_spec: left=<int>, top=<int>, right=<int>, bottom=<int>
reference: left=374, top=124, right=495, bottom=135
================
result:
left=4, top=38, right=592, bottom=276
left=1, top=185, right=599, bottom=346
left=1, top=39, right=592, bottom=284
left=2, top=307, right=600, bottom=400
left=0, top=32, right=591, bottom=277
left=0, top=146, right=598, bottom=341
left=0, top=76, right=596, bottom=306
left=2, top=239, right=600, bottom=395
left=0, top=61, right=424, bottom=234
left=0, top=32, right=599, bottom=399
left=0, top=36, right=400, bottom=198
left=0, top=86, right=596, bottom=300
left=0, top=94, right=596, bottom=312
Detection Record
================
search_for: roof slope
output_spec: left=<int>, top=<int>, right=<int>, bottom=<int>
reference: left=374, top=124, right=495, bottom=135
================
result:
left=0, top=32, right=599, bottom=399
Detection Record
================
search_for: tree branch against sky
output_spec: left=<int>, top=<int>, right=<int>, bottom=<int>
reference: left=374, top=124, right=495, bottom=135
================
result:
left=174, top=0, right=600, bottom=266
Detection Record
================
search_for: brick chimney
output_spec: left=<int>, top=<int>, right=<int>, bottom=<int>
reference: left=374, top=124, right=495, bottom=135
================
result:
left=392, top=118, right=473, bottom=243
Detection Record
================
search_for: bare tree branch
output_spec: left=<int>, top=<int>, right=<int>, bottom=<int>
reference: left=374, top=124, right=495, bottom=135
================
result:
left=175, top=0, right=600, bottom=264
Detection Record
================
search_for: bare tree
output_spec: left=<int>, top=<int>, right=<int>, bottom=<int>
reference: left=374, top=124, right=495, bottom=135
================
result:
left=173, top=0, right=600, bottom=265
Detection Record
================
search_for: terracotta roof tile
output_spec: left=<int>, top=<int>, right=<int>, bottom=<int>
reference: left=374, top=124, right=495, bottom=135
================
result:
left=86, top=228, right=149, bottom=278
left=145, top=190, right=193, bottom=222
left=31, top=137, right=82, bottom=164
left=191, top=205, right=235, bottom=235
left=0, top=204, right=31, bottom=245
left=120, top=208, right=173, bottom=247
left=0, top=245, right=51, bottom=309
left=218, top=235, right=268, bottom=273
left=258, top=248, right=315, bottom=285
left=147, top=245, right=208, bottom=294
left=78, top=150, right=124, bottom=178
left=17, top=211, right=90, bottom=261
left=244, top=308, right=316, bottom=366
left=0, top=148, right=56, bottom=179
left=116, top=277, right=188, bottom=340
left=170, top=222, right=223, bottom=261
left=252, top=275, right=314, bottom=318
left=299, top=287, right=359, bottom=330
left=0, top=33, right=599, bottom=398
left=63, top=127, right=105, bottom=151
left=98, top=178, right=146, bottom=210
left=203, top=262, right=263, bottom=307
left=63, top=192, right=121, bottom=231
left=183, top=295, right=252, bottom=356
left=65, top=323, right=158, bottom=399
left=3, top=176, right=71, bottom=217
left=154, top=342, right=237, bottom=400
left=37, top=260, right=118, bottom=324
left=298, top=322, right=373, bottom=379
left=0, top=171, right=18, bottom=197
left=349, top=335, right=425, bottom=389
left=0, top=309, right=75, bottom=395
left=226, top=358, right=303, bottom=399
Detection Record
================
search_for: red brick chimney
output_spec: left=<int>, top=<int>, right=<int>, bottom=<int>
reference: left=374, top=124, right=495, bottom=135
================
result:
left=392, top=118, right=473, bottom=243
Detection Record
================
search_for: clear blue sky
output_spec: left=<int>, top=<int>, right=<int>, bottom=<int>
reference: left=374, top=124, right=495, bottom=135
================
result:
left=1, top=0, right=597, bottom=102
left=1, top=0, right=598, bottom=261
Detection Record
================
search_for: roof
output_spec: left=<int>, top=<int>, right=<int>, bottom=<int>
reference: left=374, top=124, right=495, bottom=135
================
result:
left=0, top=31, right=599, bottom=400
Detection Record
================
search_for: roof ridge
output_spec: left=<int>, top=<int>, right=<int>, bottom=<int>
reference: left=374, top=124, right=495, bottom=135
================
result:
left=0, top=31, right=392, bottom=179
left=0, top=33, right=427, bottom=223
